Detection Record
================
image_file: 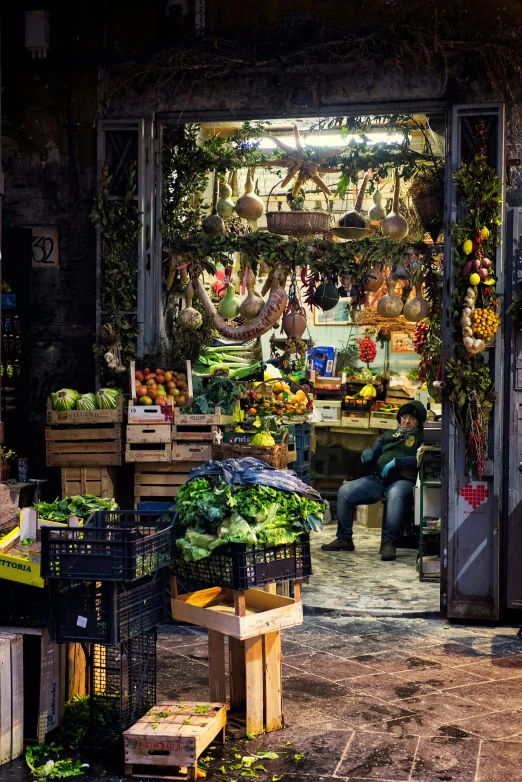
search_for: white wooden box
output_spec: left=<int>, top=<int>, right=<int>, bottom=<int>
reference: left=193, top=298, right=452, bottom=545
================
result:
left=0, top=632, right=23, bottom=765
left=314, top=400, right=342, bottom=421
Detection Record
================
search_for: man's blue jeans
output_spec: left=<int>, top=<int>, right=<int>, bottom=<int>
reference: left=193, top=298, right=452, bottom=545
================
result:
left=336, top=475, right=414, bottom=544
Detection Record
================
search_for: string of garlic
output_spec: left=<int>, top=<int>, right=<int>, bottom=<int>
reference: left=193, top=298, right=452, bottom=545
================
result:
left=461, top=287, right=485, bottom=354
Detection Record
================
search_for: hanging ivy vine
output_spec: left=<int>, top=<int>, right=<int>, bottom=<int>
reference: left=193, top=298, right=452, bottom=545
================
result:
left=90, top=162, right=141, bottom=381
left=446, top=154, right=502, bottom=479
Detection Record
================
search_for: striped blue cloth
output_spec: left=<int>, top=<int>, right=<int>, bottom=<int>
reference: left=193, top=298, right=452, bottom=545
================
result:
left=187, top=458, right=323, bottom=502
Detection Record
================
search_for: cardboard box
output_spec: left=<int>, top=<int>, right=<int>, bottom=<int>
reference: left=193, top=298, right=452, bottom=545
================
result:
left=315, top=400, right=342, bottom=421
left=306, top=346, right=336, bottom=377
left=356, top=503, right=384, bottom=529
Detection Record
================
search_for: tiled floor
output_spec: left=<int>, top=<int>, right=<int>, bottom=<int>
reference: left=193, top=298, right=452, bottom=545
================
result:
left=303, top=525, right=441, bottom=616
left=156, top=615, right=522, bottom=782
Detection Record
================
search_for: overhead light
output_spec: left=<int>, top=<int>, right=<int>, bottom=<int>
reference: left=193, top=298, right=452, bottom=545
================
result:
left=257, top=130, right=407, bottom=151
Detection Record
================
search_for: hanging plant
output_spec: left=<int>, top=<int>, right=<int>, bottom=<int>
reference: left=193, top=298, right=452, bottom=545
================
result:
left=90, top=162, right=141, bottom=382
left=447, top=154, right=502, bottom=478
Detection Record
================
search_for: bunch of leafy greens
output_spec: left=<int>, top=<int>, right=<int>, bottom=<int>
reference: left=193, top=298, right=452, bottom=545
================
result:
left=187, top=375, right=243, bottom=415
left=34, top=495, right=117, bottom=523
left=175, top=477, right=324, bottom=561
left=61, top=695, right=120, bottom=749
left=25, top=743, right=83, bottom=779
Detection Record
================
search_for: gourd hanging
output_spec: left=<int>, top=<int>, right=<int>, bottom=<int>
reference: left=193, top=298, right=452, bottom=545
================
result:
left=217, top=281, right=240, bottom=320
left=202, top=170, right=225, bottom=235
left=235, top=167, right=264, bottom=225
left=314, top=279, right=340, bottom=311
left=362, top=264, right=384, bottom=293
left=239, top=269, right=265, bottom=323
left=339, top=173, right=369, bottom=229
left=377, top=273, right=404, bottom=318
left=381, top=170, right=409, bottom=241
left=216, top=178, right=235, bottom=218
left=368, top=190, right=386, bottom=223
left=403, top=277, right=431, bottom=322
left=177, top=281, right=203, bottom=330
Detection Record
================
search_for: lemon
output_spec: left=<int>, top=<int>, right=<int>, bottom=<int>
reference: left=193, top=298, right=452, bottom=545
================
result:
left=485, top=277, right=495, bottom=286
left=462, top=239, right=473, bottom=255
left=469, top=272, right=481, bottom=286
left=480, top=226, right=490, bottom=239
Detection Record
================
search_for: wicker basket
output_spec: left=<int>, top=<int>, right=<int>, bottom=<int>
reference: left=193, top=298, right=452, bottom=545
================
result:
left=412, top=193, right=444, bottom=242
left=266, top=210, right=330, bottom=236
left=212, top=431, right=289, bottom=469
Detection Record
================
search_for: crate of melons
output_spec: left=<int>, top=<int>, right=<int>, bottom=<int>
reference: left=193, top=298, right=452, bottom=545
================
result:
left=128, top=360, right=193, bottom=425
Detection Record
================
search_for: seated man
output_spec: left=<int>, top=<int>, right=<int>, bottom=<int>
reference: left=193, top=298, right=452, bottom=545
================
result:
left=322, top=400, right=426, bottom=562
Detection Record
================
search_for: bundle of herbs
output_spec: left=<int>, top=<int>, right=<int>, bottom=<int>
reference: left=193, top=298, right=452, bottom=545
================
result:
left=175, top=477, right=324, bottom=561
left=34, top=495, right=117, bottom=523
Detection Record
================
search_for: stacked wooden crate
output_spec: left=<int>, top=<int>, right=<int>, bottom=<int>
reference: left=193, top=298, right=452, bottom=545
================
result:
left=46, top=396, right=123, bottom=468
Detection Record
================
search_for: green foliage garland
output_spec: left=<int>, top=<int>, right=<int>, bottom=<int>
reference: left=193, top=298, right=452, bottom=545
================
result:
left=446, top=155, right=502, bottom=478
left=90, top=163, right=141, bottom=381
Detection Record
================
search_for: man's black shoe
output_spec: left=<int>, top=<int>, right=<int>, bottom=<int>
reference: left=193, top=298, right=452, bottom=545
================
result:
left=321, top=538, right=355, bottom=551
left=381, top=541, right=397, bottom=561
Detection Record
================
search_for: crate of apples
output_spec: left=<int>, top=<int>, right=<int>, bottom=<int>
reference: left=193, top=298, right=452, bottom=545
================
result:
left=135, top=367, right=189, bottom=407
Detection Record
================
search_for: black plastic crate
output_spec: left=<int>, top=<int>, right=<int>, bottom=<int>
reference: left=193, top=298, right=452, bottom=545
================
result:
left=294, top=424, right=312, bottom=450
left=41, top=511, right=175, bottom=582
left=294, top=447, right=310, bottom=467
left=91, top=629, right=157, bottom=737
left=293, top=464, right=311, bottom=485
left=50, top=572, right=167, bottom=645
left=0, top=580, right=51, bottom=628
left=174, top=535, right=312, bottom=591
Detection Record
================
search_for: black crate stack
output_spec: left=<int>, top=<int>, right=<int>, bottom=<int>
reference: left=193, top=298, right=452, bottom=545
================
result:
left=41, top=510, right=175, bottom=734
left=291, top=424, right=312, bottom=485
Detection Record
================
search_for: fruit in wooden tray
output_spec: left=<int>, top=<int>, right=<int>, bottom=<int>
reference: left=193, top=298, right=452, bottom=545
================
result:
left=135, top=366, right=190, bottom=406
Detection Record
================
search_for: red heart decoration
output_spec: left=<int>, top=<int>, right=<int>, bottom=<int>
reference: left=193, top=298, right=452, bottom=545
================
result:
left=460, top=484, right=489, bottom=510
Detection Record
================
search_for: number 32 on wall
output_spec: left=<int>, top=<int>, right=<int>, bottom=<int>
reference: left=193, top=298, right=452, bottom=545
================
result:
left=32, top=226, right=59, bottom=268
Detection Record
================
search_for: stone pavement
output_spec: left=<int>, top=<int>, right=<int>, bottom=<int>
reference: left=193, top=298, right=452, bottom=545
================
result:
left=304, top=525, right=441, bottom=616
left=157, top=615, right=522, bottom=782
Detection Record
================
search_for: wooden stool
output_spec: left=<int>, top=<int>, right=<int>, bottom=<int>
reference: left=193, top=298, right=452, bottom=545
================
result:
left=123, top=701, right=226, bottom=779
left=171, top=578, right=302, bottom=737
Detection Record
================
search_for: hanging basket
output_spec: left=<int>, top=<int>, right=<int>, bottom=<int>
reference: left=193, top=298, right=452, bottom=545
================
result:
left=265, top=182, right=331, bottom=236
left=412, top=193, right=444, bottom=242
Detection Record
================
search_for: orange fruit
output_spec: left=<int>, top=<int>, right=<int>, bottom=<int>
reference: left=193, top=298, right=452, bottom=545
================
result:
left=273, top=381, right=284, bottom=392
left=249, top=407, right=257, bottom=415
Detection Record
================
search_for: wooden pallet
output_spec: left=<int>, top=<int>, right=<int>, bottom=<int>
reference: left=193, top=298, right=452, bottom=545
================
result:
left=46, top=395, right=123, bottom=425
left=46, top=424, right=122, bottom=467
left=134, top=461, right=203, bottom=505
left=61, top=466, right=116, bottom=499
left=123, top=702, right=226, bottom=779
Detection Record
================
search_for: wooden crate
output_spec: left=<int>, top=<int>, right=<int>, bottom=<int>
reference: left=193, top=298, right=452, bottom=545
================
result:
left=126, top=443, right=173, bottom=463
left=123, top=702, right=226, bottom=779
left=172, top=424, right=218, bottom=443
left=174, top=406, right=235, bottom=426
left=172, top=443, right=212, bottom=462
left=46, top=423, right=122, bottom=467
left=0, top=632, right=23, bottom=765
left=171, top=585, right=303, bottom=640
left=61, top=466, right=116, bottom=498
left=134, top=461, right=203, bottom=505
left=126, top=424, right=172, bottom=443
left=47, top=395, right=123, bottom=425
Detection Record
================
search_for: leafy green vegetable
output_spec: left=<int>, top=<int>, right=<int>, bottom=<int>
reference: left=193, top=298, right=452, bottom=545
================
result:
left=176, top=476, right=324, bottom=560
left=186, top=375, right=243, bottom=415
left=26, top=743, right=83, bottom=779
left=34, top=495, right=117, bottom=523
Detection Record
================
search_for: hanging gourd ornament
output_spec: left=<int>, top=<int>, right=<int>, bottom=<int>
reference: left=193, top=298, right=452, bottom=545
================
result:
left=202, top=209, right=225, bottom=236
left=216, top=179, right=235, bottom=218
left=403, top=276, right=431, bottom=322
left=314, top=280, right=340, bottom=311
left=239, top=269, right=265, bottom=323
left=282, top=301, right=307, bottom=338
left=234, top=168, right=265, bottom=225
left=217, top=282, right=240, bottom=320
left=377, top=273, right=404, bottom=317
left=363, top=263, right=384, bottom=293
left=368, top=189, right=386, bottom=223
left=177, top=281, right=203, bottom=330
left=381, top=170, right=409, bottom=241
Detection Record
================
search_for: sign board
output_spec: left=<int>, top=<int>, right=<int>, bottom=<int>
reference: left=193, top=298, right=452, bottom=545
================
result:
left=32, top=226, right=58, bottom=268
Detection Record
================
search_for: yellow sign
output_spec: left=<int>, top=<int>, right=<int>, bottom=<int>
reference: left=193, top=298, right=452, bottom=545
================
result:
left=405, top=435, right=416, bottom=448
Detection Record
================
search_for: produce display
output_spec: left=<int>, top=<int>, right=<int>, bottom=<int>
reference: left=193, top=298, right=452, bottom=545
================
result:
left=193, top=344, right=262, bottom=380
left=51, top=388, right=120, bottom=411
left=188, top=375, right=241, bottom=416
left=175, top=476, right=324, bottom=561
left=358, top=337, right=377, bottom=365
left=245, top=381, right=310, bottom=417
left=413, top=320, right=429, bottom=354
left=135, top=367, right=189, bottom=406
left=34, top=495, right=117, bottom=523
